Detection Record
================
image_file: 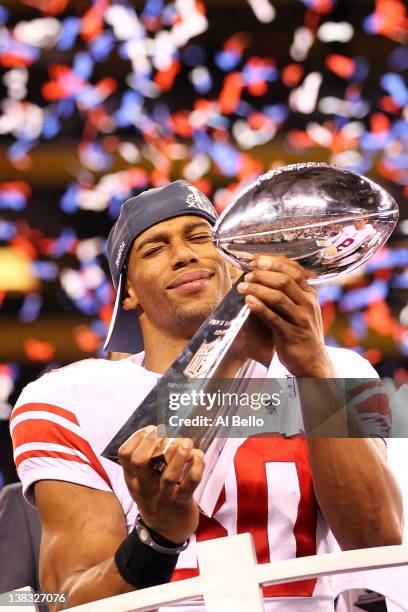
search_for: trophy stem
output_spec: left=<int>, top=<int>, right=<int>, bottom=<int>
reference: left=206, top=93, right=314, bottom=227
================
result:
left=102, top=280, right=253, bottom=462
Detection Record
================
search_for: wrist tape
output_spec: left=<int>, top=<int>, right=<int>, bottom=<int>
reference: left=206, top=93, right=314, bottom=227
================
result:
left=114, top=520, right=183, bottom=589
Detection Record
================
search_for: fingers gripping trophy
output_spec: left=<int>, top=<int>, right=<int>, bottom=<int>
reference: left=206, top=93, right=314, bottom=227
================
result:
left=102, top=162, right=399, bottom=509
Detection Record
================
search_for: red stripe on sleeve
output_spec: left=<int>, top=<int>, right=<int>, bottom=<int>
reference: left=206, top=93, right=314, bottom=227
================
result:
left=347, top=381, right=382, bottom=400
left=15, top=450, right=91, bottom=469
left=11, top=403, right=79, bottom=425
left=12, top=419, right=111, bottom=489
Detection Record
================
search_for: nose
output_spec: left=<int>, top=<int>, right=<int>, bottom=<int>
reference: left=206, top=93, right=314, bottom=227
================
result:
left=169, top=240, right=199, bottom=270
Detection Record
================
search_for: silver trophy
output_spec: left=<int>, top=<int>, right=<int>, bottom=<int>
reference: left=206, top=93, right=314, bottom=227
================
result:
left=102, top=163, right=398, bottom=489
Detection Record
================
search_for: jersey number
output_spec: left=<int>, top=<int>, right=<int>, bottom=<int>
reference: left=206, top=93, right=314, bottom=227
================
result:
left=172, top=436, right=318, bottom=598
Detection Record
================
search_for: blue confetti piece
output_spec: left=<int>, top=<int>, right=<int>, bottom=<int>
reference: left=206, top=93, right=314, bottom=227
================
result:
left=108, top=198, right=124, bottom=220
left=366, top=248, right=408, bottom=271
left=389, top=46, right=408, bottom=72
left=242, top=62, right=277, bottom=85
left=317, top=283, right=342, bottom=305
left=210, top=141, right=240, bottom=177
left=215, top=50, right=241, bottom=72
left=90, top=319, right=108, bottom=336
left=60, top=184, right=79, bottom=214
left=391, top=271, right=408, bottom=289
left=141, top=0, right=164, bottom=18
left=81, top=141, right=112, bottom=172
left=151, top=102, right=171, bottom=133
left=73, top=51, right=94, bottom=80
left=19, top=293, right=42, bottom=323
left=95, top=280, right=112, bottom=303
left=0, top=5, right=9, bottom=24
left=57, top=99, right=75, bottom=118
left=74, top=295, right=98, bottom=315
left=353, top=56, right=370, bottom=82
left=262, top=104, right=289, bottom=123
left=114, top=91, right=143, bottom=127
left=0, top=188, right=27, bottom=211
left=360, top=131, right=390, bottom=152
left=380, top=73, right=408, bottom=106
left=53, top=228, right=77, bottom=257
left=42, top=113, right=60, bottom=139
left=349, top=311, right=367, bottom=338
left=7, top=140, right=36, bottom=162
left=183, top=44, right=206, bottom=67
left=339, top=280, right=389, bottom=312
left=30, top=261, right=59, bottom=282
left=0, top=220, right=15, bottom=241
left=362, top=14, right=376, bottom=35
left=89, top=31, right=115, bottom=62
left=235, top=100, right=255, bottom=117
left=57, top=17, right=81, bottom=51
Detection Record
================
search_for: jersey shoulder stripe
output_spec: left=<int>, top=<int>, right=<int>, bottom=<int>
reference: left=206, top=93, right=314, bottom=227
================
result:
left=11, top=402, right=111, bottom=488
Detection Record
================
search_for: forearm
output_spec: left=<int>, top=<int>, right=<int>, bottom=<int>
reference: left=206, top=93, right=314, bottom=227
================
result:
left=307, top=437, right=403, bottom=550
left=53, top=558, right=135, bottom=611
left=296, top=362, right=403, bottom=550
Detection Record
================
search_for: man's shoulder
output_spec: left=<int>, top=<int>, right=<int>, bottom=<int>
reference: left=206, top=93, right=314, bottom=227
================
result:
left=268, top=346, right=378, bottom=379
left=13, top=356, right=145, bottom=414
left=324, top=346, right=378, bottom=378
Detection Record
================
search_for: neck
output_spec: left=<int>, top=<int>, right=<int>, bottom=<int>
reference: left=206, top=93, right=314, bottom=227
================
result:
left=142, top=325, right=193, bottom=374
left=141, top=321, right=249, bottom=376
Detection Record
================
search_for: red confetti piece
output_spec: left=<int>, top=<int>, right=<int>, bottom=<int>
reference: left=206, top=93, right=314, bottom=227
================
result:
left=0, top=53, right=34, bottom=68
left=306, top=0, right=334, bottom=16
left=21, top=0, right=68, bottom=15
left=237, top=153, right=263, bottom=181
left=363, top=347, right=383, bottom=364
left=154, top=59, right=181, bottom=91
left=224, top=33, right=250, bottom=54
left=373, top=0, right=408, bottom=43
left=219, top=72, right=244, bottom=114
left=286, top=129, right=316, bottom=150
left=393, top=368, right=408, bottom=388
left=0, top=181, right=32, bottom=197
left=24, top=339, right=55, bottom=362
left=169, top=111, right=191, bottom=138
left=10, top=236, right=37, bottom=259
left=366, top=301, right=395, bottom=336
left=370, top=112, right=391, bottom=133
left=81, top=0, right=110, bottom=42
left=379, top=96, right=400, bottom=113
left=321, top=302, right=336, bottom=335
left=326, top=54, right=355, bottom=79
left=282, top=64, right=304, bottom=88
left=74, top=325, right=100, bottom=352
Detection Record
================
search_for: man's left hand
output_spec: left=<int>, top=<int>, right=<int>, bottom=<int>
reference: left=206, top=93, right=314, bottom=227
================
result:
left=237, top=255, right=334, bottom=378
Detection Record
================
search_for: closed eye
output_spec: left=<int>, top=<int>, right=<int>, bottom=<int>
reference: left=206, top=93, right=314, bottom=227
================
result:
left=143, top=246, right=163, bottom=258
left=188, top=233, right=212, bottom=242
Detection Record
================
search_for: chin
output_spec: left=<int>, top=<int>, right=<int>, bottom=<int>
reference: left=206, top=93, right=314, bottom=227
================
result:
left=174, top=299, right=218, bottom=328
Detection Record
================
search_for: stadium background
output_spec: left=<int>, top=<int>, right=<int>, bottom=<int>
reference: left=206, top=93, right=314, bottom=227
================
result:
left=0, top=0, right=407, bottom=488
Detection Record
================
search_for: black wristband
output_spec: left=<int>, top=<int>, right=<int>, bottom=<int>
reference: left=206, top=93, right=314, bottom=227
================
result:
left=137, top=515, right=182, bottom=548
left=114, top=527, right=180, bottom=589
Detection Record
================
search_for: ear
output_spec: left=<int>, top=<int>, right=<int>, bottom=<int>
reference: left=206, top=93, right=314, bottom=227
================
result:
left=122, top=278, right=139, bottom=311
left=228, top=262, right=242, bottom=284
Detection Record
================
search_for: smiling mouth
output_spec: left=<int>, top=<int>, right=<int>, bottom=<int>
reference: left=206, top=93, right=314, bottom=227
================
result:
left=167, top=270, right=214, bottom=294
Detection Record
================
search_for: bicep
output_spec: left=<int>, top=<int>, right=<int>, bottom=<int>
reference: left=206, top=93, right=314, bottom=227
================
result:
left=34, top=480, right=128, bottom=593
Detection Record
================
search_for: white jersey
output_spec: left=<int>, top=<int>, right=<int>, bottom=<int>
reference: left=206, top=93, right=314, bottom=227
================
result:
left=323, top=224, right=377, bottom=261
left=11, top=348, right=386, bottom=612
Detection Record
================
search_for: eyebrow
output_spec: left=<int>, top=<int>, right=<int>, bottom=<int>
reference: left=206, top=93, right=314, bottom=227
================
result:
left=136, top=221, right=211, bottom=252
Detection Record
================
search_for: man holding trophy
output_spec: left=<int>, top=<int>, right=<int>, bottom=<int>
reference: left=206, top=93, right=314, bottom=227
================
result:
left=11, top=166, right=403, bottom=611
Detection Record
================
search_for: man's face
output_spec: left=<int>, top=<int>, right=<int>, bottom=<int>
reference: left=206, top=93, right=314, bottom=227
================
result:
left=123, top=215, right=234, bottom=339
left=354, top=219, right=366, bottom=230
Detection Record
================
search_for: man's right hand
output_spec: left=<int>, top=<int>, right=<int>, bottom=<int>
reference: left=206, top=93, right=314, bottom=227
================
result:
left=118, top=426, right=205, bottom=544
